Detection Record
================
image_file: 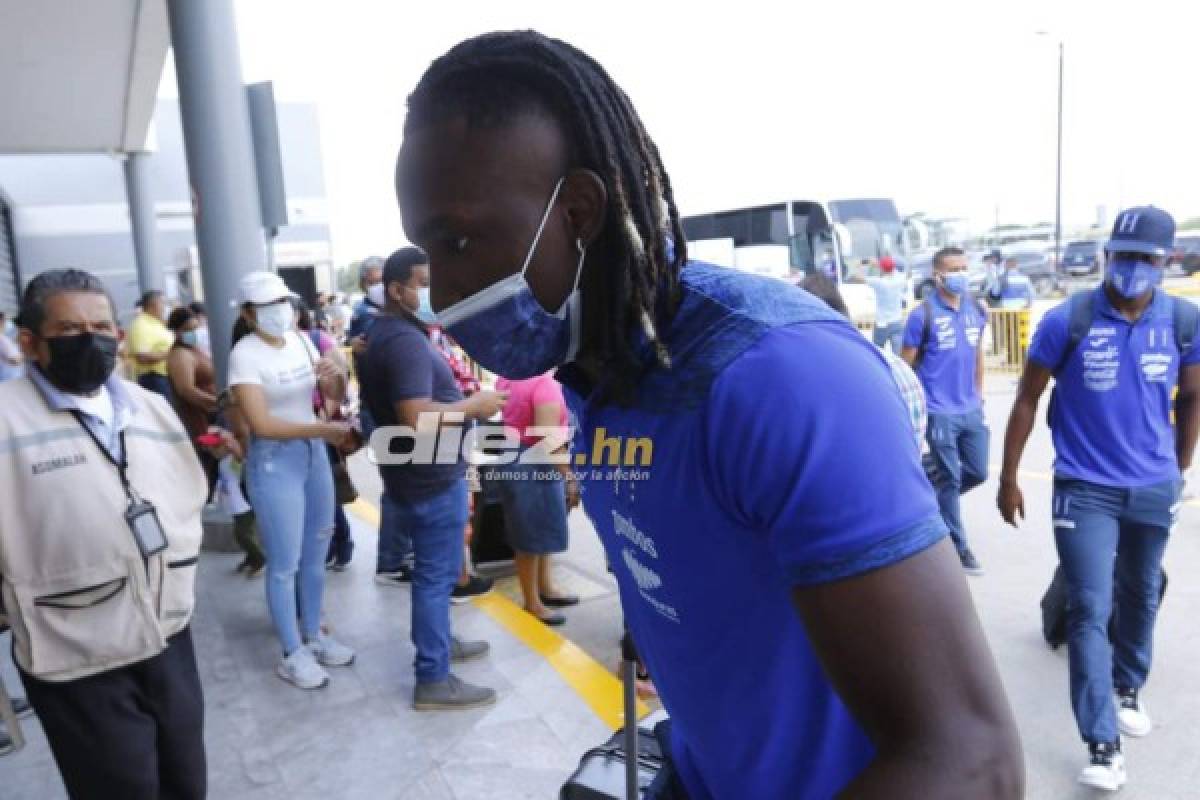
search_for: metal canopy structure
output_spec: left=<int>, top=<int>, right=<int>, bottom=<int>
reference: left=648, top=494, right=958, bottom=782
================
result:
left=0, top=0, right=267, bottom=384
left=0, top=0, right=168, bottom=154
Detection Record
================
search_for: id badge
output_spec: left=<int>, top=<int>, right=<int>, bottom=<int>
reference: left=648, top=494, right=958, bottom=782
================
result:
left=125, top=500, right=168, bottom=558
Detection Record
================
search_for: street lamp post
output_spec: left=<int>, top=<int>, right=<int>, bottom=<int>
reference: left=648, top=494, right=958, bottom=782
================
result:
left=1038, top=31, right=1065, bottom=269
left=1055, top=41, right=1064, bottom=272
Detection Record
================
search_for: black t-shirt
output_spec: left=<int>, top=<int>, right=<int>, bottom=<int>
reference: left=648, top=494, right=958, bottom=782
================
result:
left=362, top=314, right=465, bottom=500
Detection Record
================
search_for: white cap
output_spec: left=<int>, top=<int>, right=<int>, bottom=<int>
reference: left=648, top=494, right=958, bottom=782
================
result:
left=236, top=271, right=296, bottom=306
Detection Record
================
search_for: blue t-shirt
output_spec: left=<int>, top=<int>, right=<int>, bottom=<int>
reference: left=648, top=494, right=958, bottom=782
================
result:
left=362, top=314, right=465, bottom=500
left=902, top=293, right=987, bottom=415
left=559, top=263, right=947, bottom=800
left=1028, top=288, right=1200, bottom=487
left=997, top=272, right=1034, bottom=308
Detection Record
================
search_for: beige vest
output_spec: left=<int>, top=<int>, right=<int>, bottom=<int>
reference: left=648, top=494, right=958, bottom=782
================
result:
left=0, top=376, right=206, bottom=682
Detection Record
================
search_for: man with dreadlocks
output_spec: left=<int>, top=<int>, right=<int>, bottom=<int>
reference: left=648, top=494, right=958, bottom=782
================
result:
left=396, top=31, right=1023, bottom=799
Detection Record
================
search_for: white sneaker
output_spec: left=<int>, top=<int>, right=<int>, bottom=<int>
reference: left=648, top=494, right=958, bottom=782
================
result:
left=277, top=647, right=330, bottom=690
left=1078, top=743, right=1126, bottom=792
left=1117, top=688, right=1153, bottom=737
left=307, top=633, right=356, bottom=667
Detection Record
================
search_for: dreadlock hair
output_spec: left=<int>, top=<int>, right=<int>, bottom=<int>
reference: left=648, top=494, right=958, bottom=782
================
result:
left=403, top=30, right=687, bottom=403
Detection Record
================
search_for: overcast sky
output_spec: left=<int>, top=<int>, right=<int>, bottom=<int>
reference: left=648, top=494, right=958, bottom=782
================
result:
left=160, top=0, right=1200, bottom=263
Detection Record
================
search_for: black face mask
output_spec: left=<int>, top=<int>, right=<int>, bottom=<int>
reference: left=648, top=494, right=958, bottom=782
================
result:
left=42, top=333, right=119, bottom=395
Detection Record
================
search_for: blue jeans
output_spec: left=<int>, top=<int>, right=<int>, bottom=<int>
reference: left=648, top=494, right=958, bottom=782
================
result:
left=386, top=480, right=468, bottom=683
left=926, top=409, right=989, bottom=553
left=377, top=492, right=415, bottom=573
left=246, top=438, right=335, bottom=655
left=872, top=320, right=903, bottom=354
left=1052, top=477, right=1177, bottom=744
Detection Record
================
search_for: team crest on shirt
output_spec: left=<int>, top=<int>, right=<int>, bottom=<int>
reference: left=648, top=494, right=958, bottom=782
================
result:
left=1140, top=352, right=1171, bottom=383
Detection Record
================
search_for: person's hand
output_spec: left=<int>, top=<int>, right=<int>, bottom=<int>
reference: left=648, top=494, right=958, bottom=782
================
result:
left=314, top=356, right=343, bottom=383
left=216, top=428, right=244, bottom=461
left=350, top=335, right=368, bottom=355
left=321, top=420, right=353, bottom=447
left=199, top=426, right=241, bottom=460
left=997, top=478, right=1024, bottom=528
left=465, top=390, right=508, bottom=420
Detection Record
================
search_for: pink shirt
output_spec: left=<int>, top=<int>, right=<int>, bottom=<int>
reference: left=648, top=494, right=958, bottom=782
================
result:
left=497, top=373, right=567, bottom=446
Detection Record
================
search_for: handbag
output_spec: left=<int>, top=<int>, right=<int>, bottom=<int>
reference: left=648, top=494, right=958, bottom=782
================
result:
left=304, top=329, right=365, bottom=458
left=329, top=446, right=359, bottom=506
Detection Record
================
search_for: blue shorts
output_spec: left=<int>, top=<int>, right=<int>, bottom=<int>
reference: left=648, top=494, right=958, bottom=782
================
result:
left=489, top=460, right=570, bottom=555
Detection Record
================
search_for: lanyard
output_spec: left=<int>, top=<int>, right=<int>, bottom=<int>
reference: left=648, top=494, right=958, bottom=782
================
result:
left=69, top=411, right=138, bottom=504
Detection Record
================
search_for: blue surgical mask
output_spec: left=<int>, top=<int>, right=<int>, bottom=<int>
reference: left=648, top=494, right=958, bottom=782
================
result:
left=415, top=287, right=437, bottom=325
left=179, top=330, right=200, bottom=348
left=941, top=272, right=968, bottom=297
left=435, top=177, right=585, bottom=379
left=1107, top=256, right=1161, bottom=299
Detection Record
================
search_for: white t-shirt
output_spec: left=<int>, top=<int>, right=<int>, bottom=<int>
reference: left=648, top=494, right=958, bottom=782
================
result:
left=227, top=331, right=319, bottom=425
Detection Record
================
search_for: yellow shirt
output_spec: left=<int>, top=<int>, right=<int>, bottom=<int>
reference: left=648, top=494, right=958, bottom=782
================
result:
left=128, top=311, right=174, bottom=378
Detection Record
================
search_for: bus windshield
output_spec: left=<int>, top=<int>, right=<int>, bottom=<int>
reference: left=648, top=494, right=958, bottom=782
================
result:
left=828, top=198, right=905, bottom=264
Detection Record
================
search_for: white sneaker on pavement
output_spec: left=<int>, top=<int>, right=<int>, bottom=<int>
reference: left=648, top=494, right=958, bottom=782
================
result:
left=277, top=647, right=330, bottom=690
left=1116, top=688, right=1153, bottom=738
left=307, top=633, right=356, bottom=667
left=1078, top=743, right=1126, bottom=792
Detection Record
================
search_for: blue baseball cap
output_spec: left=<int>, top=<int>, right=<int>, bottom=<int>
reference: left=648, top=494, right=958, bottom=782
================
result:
left=1105, top=206, right=1175, bottom=257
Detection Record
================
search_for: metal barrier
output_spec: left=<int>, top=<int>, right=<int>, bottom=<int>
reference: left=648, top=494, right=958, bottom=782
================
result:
left=986, top=308, right=1030, bottom=374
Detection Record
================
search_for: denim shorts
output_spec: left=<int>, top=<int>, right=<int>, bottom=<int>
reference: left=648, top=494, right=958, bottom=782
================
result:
left=489, top=459, right=570, bottom=555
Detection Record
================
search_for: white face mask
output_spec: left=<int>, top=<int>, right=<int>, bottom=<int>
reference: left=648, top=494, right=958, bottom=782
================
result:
left=366, top=283, right=386, bottom=308
left=255, top=301, right=293, bottom=338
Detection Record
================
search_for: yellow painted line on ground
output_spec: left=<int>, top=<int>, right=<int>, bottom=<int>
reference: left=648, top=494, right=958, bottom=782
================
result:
left=345, top=497, right=646, bottom=730
left=348, top=497, right=380, bottom=526
left=472, top=592, right=648, bottom=730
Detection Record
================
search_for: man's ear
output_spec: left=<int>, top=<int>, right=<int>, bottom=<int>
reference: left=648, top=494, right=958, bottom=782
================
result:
left=17, top=328, right=38, bottom=361
left=561, top=168, right=608, bottom=247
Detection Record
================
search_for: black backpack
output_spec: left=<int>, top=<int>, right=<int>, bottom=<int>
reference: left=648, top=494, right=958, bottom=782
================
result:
left=1045, top=290, right=1200, bottom=427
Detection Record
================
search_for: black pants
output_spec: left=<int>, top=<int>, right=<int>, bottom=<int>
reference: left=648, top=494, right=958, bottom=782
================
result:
left=19, top=627, right=206, bottom=800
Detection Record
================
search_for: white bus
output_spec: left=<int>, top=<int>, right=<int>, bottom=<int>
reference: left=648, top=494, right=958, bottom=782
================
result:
left=680, top=198, right=907, bottom=328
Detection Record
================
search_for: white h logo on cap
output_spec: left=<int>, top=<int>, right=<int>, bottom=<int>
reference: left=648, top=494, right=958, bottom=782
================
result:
left=1118, top=212, right=1141, bottom=234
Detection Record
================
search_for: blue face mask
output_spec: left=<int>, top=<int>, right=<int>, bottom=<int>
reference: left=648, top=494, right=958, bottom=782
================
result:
left=179, top=330, right=199, bottom=348
left=435, top=177, right=585, bottom=379
left=941, top=272, right=968, bottom=297
left=1107, top=256, right=1162, bottom=299
left=415, top=287, right=437, bottom=325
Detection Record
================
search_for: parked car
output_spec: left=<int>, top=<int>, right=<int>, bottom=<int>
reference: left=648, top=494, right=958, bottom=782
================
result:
left=1172, top=234, right=1200, bottom=275
left=1061, top=240, right=1103, bottom=277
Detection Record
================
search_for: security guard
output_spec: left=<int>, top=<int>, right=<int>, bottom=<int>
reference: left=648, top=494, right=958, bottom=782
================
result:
left=0, top=269, right=207, bottom=799
left=999, top=207, right=1200, bottom=792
